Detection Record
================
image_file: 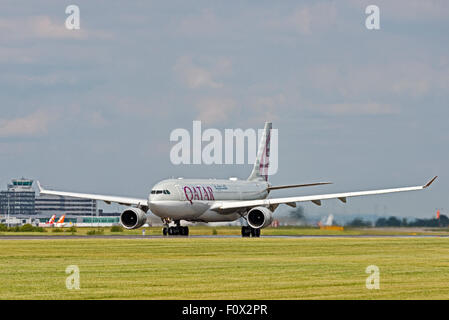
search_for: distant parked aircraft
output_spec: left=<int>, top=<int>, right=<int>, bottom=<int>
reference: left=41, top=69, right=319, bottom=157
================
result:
left=38, top=214, right=56, bottom=227
left=53, top=214, right=67, bottom=228
left=318, top=214, right=334, bottom=227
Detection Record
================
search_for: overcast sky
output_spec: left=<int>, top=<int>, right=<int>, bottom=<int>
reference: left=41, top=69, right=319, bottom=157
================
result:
left=0, top=0, right=448, bottom=219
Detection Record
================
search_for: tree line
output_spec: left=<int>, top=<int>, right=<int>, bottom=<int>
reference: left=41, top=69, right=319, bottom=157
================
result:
left=346, top=215, right=449, bottom=228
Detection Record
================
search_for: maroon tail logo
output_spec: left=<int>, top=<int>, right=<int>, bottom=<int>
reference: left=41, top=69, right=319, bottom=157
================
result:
left=259, top=129, right=271, bottom=181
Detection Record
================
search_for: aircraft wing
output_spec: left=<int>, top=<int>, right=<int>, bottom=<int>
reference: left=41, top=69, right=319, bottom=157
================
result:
left=36, top=181, right=148, bottom=206
left=267, top=182, right=332, bottom=191
left=211, top=176, right=437, bottom=211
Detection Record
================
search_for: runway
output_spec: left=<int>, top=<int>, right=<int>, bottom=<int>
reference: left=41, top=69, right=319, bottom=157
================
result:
left=1, top=234, right=449, bottom=240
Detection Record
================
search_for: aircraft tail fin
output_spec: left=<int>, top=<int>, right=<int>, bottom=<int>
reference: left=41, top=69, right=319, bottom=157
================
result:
left=248, top=122, right=272, bottom=181
left=48, top=215, right=56, bottom=224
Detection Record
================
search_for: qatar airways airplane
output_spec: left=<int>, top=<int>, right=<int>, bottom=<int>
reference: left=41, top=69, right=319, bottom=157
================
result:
left=37, top=122, right=437, bottom=237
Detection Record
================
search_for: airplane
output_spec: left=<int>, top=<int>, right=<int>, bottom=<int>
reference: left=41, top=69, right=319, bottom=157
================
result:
left=318, top=214, right=334, bottom=227
left=53, top=214, right=67, bottom=228
left=38, top=214, right=56, bottom=227
left=37, top=122, right=437, bottom=237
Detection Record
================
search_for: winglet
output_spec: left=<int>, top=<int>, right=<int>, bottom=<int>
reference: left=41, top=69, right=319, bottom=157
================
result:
left=36, top=181, right=44, bottom=192
left=424, top=176, right=438, bottom=189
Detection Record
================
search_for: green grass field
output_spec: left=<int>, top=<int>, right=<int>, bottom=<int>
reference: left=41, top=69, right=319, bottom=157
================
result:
left=1, top=237, right=449, bottom=299
left=2, top=225, right=449, bottom=236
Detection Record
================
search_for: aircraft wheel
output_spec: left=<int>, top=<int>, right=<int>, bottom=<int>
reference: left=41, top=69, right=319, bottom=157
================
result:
left=241, top=226, right=251, bottom=237
left=250, top=228, right=256, bottom=237
left=166, top=226, right=189, bottom=236
left=249, top=227, right=261, bottom=237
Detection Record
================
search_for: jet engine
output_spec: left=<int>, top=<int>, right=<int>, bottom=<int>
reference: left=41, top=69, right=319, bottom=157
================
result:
left=120, top=208, right=147, bottom=229
left=247, top=207, right=273, bottom=229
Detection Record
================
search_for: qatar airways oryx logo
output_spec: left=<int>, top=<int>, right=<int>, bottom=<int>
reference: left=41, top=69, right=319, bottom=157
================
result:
left=170, top=121, right=278, bottom=175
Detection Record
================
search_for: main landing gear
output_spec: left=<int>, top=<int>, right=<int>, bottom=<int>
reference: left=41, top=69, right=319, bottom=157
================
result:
left=241, top=226, right=261, bottom=238
left=162, top=220, right=189, bottom=236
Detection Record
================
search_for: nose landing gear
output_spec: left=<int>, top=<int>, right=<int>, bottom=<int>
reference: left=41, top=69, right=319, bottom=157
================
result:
left=162, top=220, right=189, bottom=236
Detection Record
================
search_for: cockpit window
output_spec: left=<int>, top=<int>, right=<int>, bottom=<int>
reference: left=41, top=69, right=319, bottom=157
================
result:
left=151, top=189, right=171, bottom=195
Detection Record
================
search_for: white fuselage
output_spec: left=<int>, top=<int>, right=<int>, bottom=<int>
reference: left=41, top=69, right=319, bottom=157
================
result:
left=53, top=223, right=66, bottom=227
left=148, top=178, right=269, bottom=222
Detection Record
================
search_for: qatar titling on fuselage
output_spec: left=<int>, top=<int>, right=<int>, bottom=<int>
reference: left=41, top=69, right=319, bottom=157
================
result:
left=37, top=122, right=437, bottom=237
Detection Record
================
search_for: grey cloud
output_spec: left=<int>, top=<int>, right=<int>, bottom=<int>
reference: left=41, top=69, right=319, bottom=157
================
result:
left=0, top=109, right=59, bottom=138
left=173, top=56, right=231, bottom=89
left=195, top=97, right=238, bottom=125
left=263, top=2, right=338, bottom=35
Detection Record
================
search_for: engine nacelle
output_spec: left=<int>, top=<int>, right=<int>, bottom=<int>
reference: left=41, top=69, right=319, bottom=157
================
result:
left=247, top=207, right=273, bottom=229
left=120, top=208, right=147, bottom=229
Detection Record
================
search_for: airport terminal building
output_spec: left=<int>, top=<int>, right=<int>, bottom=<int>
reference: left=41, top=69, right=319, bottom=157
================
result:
left=35, top=194, right=97, bottom=216
left=0, top=178, right=97, bottom=217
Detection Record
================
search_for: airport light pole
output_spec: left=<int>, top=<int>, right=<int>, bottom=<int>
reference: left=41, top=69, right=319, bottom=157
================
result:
left=7, top=194, right=10, bottom=228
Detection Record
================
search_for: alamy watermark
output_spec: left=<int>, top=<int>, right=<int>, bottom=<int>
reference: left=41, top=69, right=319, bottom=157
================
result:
left=365, top=265, right=380, bottom=290
left=65, top=5, right=80, bottom=30
left=65, top=265, right=80, bottom=290
left=365, top=5, right=380, bottom=30
left=170, top=121, right=279, bottom=175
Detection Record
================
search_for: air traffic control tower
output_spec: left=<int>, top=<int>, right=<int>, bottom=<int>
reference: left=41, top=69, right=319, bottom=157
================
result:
left=0, top=178, right=36, bottom=216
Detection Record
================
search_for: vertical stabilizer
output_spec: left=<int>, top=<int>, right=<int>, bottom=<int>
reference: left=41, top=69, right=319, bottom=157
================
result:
left=248, top=122, right=272, bottom=181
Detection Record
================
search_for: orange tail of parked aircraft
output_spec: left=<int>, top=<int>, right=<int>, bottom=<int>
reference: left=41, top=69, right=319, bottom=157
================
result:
left=56, top=215, right=65, bottom=224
